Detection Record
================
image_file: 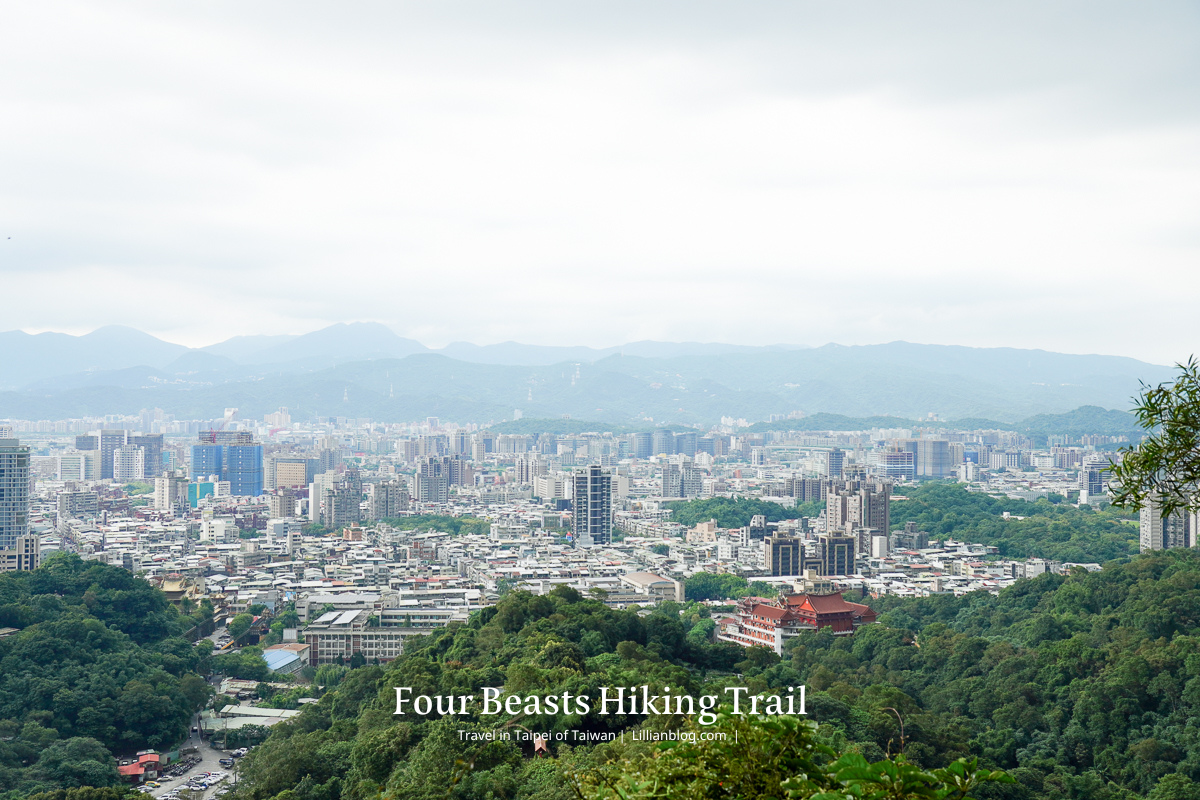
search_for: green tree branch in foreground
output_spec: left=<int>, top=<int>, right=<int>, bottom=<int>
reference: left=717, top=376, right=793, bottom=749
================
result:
left=1112, top=356, right=1200, bottom=518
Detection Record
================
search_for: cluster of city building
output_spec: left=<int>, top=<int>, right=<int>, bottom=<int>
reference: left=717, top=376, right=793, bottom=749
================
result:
left=0, top=407, right=1174, bottom=665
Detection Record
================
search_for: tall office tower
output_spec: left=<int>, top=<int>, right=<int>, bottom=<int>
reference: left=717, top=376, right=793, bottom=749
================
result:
left=267, top=492, right=297, bottom=519
left=420, top=434, right=449, bottom=457
left=130, top=434, right=164, bottom=479
left=948, top=442, right=965, bottom=468
left=858, top=481, right=891, bottom=535
left=316, top=445, right=341, bottom=473
left=651, top=429, right=675, bottom=457
left=765, top=535, right=803, bottom=576
left=818, top=533, right=856, bottom=576
left=450, top=431, right=471, bottom=455
left=97, top=429, right=127, bottom=480
left=191, top=443, right=224, bottom=480
left=632, top=432, right=653, bottom=459
left=446, top=455, right=469, bottom=486
left=225, top=443, right=264, bottom=496
left=112, top=444, right=146, bottom=482
left=368, top=480, right=410, bottom=520
left=572, top=465, right=613, bottom=548
left=57, top=451, right=96, bottom=481
left=662, top=462, right=702, bottom=498
left=154, top=474, right=190, bottom=514
left=321, top=484, right=361, bottom=528
left=75, top=434, right=98, bottom=452
left=786, top=477, right=826, bottom=503
left=680, top=463, right=703, bottom=497
left=662, top=463, right=683, bottom=498
left=341, top=466, right=363, bottom=498
left=0, top=438, right=37, bottom=572
left=417, top=455, right=469, bottom=487
left=674, top=432, right=698, bottom=457
left=415, top=457, right=450, bottom=503
left=871, top=448, right=915, bottom=481
left=515, top=454, right=547, bottom=484
left=1079, top=453, right=1114, bottom=501
left=901, top=438, right=952, bottom=478
left=309, top=471, right=341, bottom=521
left=267, top=455, right=316, bottom=490
left=1139, top=497, right=1199, bottom=552
left=191, top=435, right=263, bottom=496
left=824, top=448, right=845, bottom=479
left=826, top=480, right=891, bottom=538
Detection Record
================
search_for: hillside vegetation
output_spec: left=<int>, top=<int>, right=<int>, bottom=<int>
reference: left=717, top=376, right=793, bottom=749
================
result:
left=0, top=555, right=212, bottom=799
left=219, top=550, right=1200, bottom=800
left=892, top=482, right=1139, bottom=563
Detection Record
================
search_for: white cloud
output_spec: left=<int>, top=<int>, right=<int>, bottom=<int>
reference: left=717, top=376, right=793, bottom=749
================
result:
left=0, top=1, right=1197, bottom=363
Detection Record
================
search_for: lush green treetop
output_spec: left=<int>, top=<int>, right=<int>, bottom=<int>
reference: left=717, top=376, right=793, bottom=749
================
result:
left=381, top=515, right=491, bottom=536
left=666, top=497, right=823, bottom=529
left=1112, top=357, right=1200, bottom=518
left=892, top=482, right=1138, bottom=562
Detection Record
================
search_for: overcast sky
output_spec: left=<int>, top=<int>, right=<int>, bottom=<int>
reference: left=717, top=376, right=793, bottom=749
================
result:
left=1, top=1, right=1197, bottom=363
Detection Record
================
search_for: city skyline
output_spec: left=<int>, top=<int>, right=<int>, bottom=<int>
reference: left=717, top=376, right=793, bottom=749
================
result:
left=1, top=2, right=1199, bottom=363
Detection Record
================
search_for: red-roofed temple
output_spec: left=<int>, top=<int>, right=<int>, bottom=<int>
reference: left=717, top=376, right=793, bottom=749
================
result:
left=716, top=592, right=877, bottom=654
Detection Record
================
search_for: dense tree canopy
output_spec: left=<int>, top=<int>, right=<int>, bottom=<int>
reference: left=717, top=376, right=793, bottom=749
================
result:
left=892, top=482, right=1139, bottom=563
left=683, top=572, right=776, bottom=602
left=380, top=515, right=491, bottom=536
left=784, top=549, right=1200, bottom=799
left=666, top=497, right=823, bottom=529
left=577, top=712, right=1012, bottom=800
left=0, top=555, right=210, bottom=800
left=219, top=550, right=1200, bottom=800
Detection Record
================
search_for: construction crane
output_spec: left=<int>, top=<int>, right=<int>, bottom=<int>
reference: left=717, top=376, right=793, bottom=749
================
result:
left=201, top=408, right=238, bottom=443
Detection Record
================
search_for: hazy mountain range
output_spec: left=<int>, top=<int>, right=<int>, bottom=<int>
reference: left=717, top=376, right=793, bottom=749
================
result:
left=0, top=322, right=1175, bottom=426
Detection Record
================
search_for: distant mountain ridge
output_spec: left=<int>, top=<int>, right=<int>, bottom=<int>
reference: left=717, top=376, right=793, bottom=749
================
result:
left=0, top=323, right=1175, bottom=425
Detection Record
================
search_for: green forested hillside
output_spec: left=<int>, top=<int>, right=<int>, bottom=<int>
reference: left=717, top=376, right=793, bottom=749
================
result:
left=225, top=551, right=1200, bottom=800
left=0, top=555, right=212, bottom=798
left=796, top=549, right=1200, bottom=799
left=668, top=484, right=1138, bottom=563
left=9, top=540, right=1200, bottom=800
left=891, top=483, right=1139, bottom=562
left=226, top=586, right=1007, bottom=800
left=665, top=496, right=824, bottom=528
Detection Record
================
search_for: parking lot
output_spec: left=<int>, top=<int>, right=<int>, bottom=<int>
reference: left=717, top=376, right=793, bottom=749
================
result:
left=138, top=625, right=248, bottom=800
left=145, top=720, right=246, bottom=800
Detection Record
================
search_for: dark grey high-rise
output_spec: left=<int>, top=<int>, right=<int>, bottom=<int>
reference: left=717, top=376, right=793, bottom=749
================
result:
left=572, top=465, right=612, bottom=547
left=130, top=433, right=164, bottom=479
left=97, top=429, right=127, bottom=481
left=0, top=438, right=36, bottom=572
